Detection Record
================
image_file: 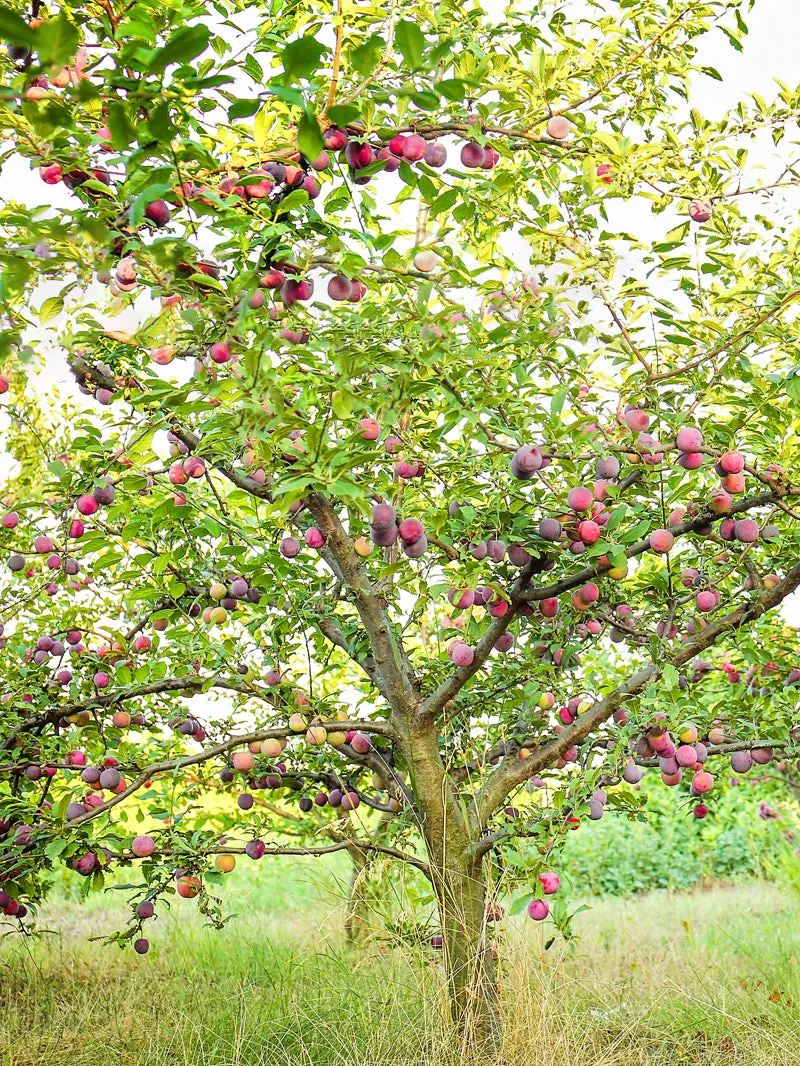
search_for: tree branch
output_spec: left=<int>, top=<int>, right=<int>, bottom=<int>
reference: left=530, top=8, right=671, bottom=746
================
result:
left=305, top=492, right=418, bottom=715
left=417, top=557, right=542, bottom=724
left=518, top=488, right=796, bottom=604
left=472, top=558, right=800, bottom=826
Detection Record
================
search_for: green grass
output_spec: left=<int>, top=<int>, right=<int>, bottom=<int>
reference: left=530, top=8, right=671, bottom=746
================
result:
left=2, top=861, right=800, bottom=1066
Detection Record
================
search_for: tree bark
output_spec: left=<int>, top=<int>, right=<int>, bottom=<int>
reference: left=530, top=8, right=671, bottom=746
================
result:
left=401, top=719, right=501, bottom=1050
left=434, top=853, right=502, bottom=1053
left=343, top=836, right=372, bottom=943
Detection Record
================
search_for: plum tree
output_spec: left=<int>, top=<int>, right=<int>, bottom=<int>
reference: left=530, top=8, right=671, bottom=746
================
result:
left=2, top=0, right=800, bottom=1052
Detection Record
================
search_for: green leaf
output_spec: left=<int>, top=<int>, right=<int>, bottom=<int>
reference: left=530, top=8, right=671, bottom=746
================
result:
left=264, top=83, right=305, bottom=108
left=439, top=78, right=468, bottom=102
left=34, top=14, right=79, bottom=67
left=606, top=506, right=628, bottom=532
left=106, top=100, right=137, bottom=148
left=228, top=98, right=261, bottom=121
left=45, top=837, right=69, bottom=860
left=149, top=24, right=211, bottom=74
left=509, top=892, right=536, bottom=916
left=282, top=36, right=327, bottom=81
left=39, top=296, right=64, bottom=324
left=327, top=105, right=361, bottom=126
left=429, top=188, right=458, bottom=216
left=395, top=20, right=426, bottom=68
left=146, top=101, right=178, bottom=141
left=662, top=664, right=680, bottom=692
left=332, top=391, right=353, bottom=419
left=0, top=8, right=32, bottom=45
left=605, top=545, right=627, bottom=569
left=410, top=91, right=440, bottom=111
left=349, top=35, right=384, bottom=75
left=550, top=387, right=568, bottom=418
left=297, top=109, right=324, bottom=160
left=242, top=53, right=263, bottom=82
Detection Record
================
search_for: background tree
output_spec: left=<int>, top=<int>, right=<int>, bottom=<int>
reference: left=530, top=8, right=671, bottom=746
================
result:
left=1, top=0, right=800, bottom=1050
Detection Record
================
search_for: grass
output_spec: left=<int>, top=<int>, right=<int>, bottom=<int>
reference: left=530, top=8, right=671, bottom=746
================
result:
left=2, top=860, right=800, bottom=1066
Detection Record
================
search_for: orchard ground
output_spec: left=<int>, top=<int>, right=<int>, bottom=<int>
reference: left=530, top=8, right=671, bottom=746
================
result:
left=4, top=856, right=800, bottom=1066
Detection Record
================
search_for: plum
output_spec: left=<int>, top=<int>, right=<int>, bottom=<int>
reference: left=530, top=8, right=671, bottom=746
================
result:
left=324, top=127, right=348, bottom=150
left=424, top=142, right=447, bottom=167
left=734, top=519, right=759, bottom=543
left=245, top=839, right=266, bottom=859
left=567, top=487, right=593, bottom=511
left=623, top=759, right=644, bottom=784
left=689, top=200, right=712, bottom=223
left=304, top=528, right=324, bottom=549
left=145, top=200, right=171, bottom=227
left=623, top=407, right=649, bottom=432
left=692, top=770, right=714, bottom=793
left=545, top=116, right=570, bottom=139
left=328, top=275, right=352, bottom=301
left=676, top=426, right=703, bottom=452
left=398, top=518, right=424, bottom=543
left=596, top=456, right=620, bottom=479
left=719, top=450, right=744, bottom=474
left=414, top=250, right=437, bottom=272
left=511, top=445, right=544, bottom=479
left=494, top=632, right=514, bottom=653
left=402, top=134, right=427, bottom=161
left=527, top=899, right=549, bottom=921
left=649, top=528, right=674, bottom=554
left=539, top=871, right=560, bottom=894
left=132, top=835, right=155, bottom=857
left=371, top=503, right=396, bottom=531
left=677, top=452, right=704, bottom=470
left=450, top=643, right=475, bottom=667
left=508, top=544, right=532, bottom=566
left=460, top=142, right=486, bottom=168
left=676, top=744, right=698, bottom=768
left=486, top=538, right=506, bottom=562
left=371, top=525, right=398, bottom=547
left=280, top=536, right=301, bottom=558
left=76, top=493, right=99, bottom=516
left=345, top=141, right=374, bottom=169
left=99, top=768, right=121, bottom=790
left=73, top=852, right=98, bottom=876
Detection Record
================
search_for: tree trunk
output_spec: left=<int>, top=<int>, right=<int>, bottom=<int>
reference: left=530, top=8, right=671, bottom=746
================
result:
left=401, top=719, right=502, bottom=1049
left=435, top=855, right=501, bottom=1052
left=343, top=837, right=372, bottom=943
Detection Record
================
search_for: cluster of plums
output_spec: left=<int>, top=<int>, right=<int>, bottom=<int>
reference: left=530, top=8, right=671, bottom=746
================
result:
left=222, top=725, right=390, bottom=815
left=526, top=870, right=561, bottom=921
left=368, top=503, right=427, bottom=557
left=4, top=476, right=118, bottom=587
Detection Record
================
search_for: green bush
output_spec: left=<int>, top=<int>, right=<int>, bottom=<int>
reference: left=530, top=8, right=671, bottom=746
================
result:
left=562, top=777, right=797, bottom=896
